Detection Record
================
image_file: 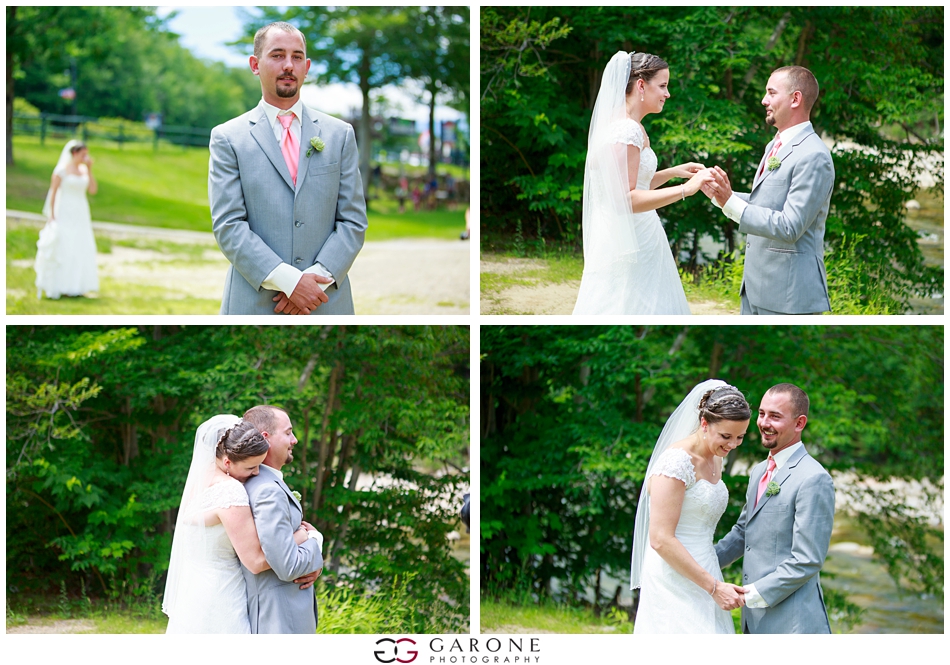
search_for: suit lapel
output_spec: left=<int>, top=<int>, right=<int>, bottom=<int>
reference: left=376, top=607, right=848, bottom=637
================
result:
left=751, top=138, right=777, bottom=192
left=248, top=102, right=296, bottom=192
left=749, top=445, right=808, bottom=520
left=295, top=105, right=323, bottom=193
left=751, top=122, right=815, bottom=192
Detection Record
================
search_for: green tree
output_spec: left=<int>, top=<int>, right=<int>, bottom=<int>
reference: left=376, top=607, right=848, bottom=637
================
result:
left=401, top=6, right=471, bottom=178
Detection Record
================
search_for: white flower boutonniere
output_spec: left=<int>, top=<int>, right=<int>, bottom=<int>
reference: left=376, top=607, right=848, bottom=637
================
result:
left=765, top=481, right=781, bottom=497
left=766, top=156, right=781, bottom=172
left=306, top=137, right=325, bottom=157
left=291, top=490, right=302, bottom=502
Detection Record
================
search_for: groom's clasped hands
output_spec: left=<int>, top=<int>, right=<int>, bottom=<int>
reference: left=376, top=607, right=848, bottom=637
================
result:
left=272, top=273, right=334, bottom=315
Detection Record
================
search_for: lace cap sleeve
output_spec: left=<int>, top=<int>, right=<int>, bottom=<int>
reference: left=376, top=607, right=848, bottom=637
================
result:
left=649, top=448, right=696, bottom=488
left=202, top=477, right=250, bottom=510
left=610, top=118, right=645, bottom=149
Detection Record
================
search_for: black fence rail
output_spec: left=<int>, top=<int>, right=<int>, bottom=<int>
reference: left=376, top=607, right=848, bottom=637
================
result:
left=13, top=113, right=212, bottom=150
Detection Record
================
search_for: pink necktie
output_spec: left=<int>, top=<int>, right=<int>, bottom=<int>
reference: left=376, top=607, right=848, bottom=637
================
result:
left=755, top=456, right=777, bottom=507
left=278, top=113, right=299, bottom=185
left=757, top=136, right=783, bottom=179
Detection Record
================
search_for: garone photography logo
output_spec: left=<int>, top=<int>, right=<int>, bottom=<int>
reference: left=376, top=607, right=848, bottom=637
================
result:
left=428, top=637, right=542, bottom=663
left=375, top=637, right=419, bottom=663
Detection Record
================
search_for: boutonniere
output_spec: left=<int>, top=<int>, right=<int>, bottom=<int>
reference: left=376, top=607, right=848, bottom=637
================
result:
left=291, top=490, right=302, bottom=502
left=306, top=137, right=325, bottom=157
left=765, top=481, right=781, bottom=497
left=766, top=156, right=781, bottom=172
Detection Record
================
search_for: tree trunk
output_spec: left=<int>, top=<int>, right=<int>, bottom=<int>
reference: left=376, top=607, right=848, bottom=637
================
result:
left=358, top=54, right=372, bottom=201
left=6, top=7, right=15, bottom=167
left=427, top=82, right=438, bottom=178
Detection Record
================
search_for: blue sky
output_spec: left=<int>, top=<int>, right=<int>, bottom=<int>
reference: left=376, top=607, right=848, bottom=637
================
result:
left=155, top=6, right=465, bottom=127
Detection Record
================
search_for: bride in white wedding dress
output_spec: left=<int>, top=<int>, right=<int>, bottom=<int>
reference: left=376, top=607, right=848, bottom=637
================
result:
left=573, top=51, right=714, bottom=315
left=630, top=380, right=751, bottom=633
left=35, top=140, right=100, bottom=299
left=163, top=415, right=317, bottom=633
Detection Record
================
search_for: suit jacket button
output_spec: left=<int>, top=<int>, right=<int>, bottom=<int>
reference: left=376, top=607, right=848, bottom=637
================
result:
left=294, top=257, right=303, bottom=264
left=746, top=546, right=751, bottom=551
left=744, top=575, right=749, bottom=580
left=295, top=220, right=303, bottom=227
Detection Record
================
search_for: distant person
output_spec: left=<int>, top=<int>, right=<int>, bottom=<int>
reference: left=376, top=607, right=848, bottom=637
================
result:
left=35, top=140, right=100, bottom=299
left=411, top=183, right=423, bottom=211
left=209, top=21, right=367, bottom=315
left=460, top=207, right=470, bottom=240
left=396, top=175, right=409, bottom=213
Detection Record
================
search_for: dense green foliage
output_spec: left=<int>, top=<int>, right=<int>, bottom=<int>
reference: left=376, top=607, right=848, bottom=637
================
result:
left=6, top=6, right=260, bottom=164
left=481, top=7, right=944, bottom=310
left=481, top=326, right=943, bottom=612
left=7, top=326, right=470, bottom=631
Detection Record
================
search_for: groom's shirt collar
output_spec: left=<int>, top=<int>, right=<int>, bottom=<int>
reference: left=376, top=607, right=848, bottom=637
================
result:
left=776, top=121, right=810, bottom=146
left=769, top=441, right=803, bottom=471
left=261, top=98, right=304, bottom=144
left=262, top=463, right=284, bottom=480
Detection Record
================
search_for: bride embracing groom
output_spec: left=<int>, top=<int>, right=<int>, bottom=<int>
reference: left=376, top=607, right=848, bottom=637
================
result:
left=163, top=406, right=325, bottom=634
left=573, top=51, right=834, bottom=316
left=631, top=381, right=835, bottom=634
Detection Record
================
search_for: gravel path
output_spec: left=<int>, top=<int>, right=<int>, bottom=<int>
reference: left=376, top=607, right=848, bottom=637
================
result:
left=8, top=211, right=470, bottom=315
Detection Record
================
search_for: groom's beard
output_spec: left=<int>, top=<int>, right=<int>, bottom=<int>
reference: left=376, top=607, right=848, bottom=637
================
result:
left=276, top=78, right=299, bottom=98
left=760, top=428, right=779, bottom=448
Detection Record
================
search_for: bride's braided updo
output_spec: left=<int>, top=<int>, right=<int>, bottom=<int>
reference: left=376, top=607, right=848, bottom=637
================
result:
left=698, top=385, right=751, bottom=424
left=215, top=421, right=269, bottom=462
left=626, top=52, right=669, bottom=94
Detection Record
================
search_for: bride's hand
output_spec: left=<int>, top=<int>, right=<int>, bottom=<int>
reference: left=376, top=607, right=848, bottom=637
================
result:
left=712, top=581, right=746, bottom=610
left=684, top=168, right=716, bottom=197
left=673, top=162, right=706, bottom=179
left=293, top=526, right=309, bottom=545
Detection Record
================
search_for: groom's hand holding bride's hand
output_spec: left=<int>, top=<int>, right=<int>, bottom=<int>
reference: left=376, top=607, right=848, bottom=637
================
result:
left=672, top=162, right=707, bottom=179
left=273, top=273, right=333, bottom=314
left=293, top=520, right=324, bottom=590
left=701, top=167, right=734, bottom=207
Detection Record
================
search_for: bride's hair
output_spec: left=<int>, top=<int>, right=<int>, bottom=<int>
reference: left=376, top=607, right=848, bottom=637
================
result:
left=216, top=421, right=269, bottom=462
left=69, top=142, right=87, bottom=155
left=698, top=385, right=751, bottom=424
left=626, top=52, right=669, bottom=94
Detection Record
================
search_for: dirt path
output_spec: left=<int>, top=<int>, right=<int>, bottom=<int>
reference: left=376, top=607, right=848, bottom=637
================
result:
left=8, top=212, right=470, bottom=314
left=6, top=618, right=96, bottom=634
left=480, top=255, right=736, bottom=315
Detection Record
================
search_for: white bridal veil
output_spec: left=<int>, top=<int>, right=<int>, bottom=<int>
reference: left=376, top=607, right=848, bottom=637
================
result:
left=582, top=51, right=639, bottom=266
left=162, top=414, right=241, bottom=618
left=630, top=379, right=727, bottom=589
left=41, top=139, right=81, bottom=219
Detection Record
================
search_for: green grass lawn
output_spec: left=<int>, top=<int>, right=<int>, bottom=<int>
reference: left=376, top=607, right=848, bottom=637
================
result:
left=7, top=223, right=221, bottom=315
left=481, top=598, right=633, bottom=634
left=6, top=135, right=465, bottom=240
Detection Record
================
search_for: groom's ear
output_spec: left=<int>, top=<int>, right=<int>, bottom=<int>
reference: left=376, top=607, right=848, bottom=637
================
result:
left=249, top=55, right=261, bottom=76
left=794, top=414, right=807, bottom=432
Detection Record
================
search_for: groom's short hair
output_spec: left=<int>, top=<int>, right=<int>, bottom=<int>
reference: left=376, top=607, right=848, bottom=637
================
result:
left=772, top=66, right=819, bottom=115
left=253, top=22, right=307, bottom=59
left=766, top=383, right=810, bottom=418
left=243, top=405, right=288, bottom=437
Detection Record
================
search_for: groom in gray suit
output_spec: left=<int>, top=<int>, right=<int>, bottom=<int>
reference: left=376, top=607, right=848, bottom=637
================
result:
left=209, top=22, right=367, bottom=315
left=715, top=383, right=835, bottom=633
left=241, top=405, right=324, bottom=633
left=705, top=66, right=834, bottom=315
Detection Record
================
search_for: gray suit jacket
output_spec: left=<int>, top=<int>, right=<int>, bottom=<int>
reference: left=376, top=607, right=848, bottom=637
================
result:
left=209, top=101, right=367, bottom=315
left=241, top=465, right=323, bottom=634
left=715, top=444, right=835, bottom=634
left=737, top=122, right=834, bottom=314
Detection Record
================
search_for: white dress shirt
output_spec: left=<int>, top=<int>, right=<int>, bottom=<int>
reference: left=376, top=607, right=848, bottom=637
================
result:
left=743, top=441, right=804, bottom=608
left=717, top=121, right=812, bottom=222
left=258, top=98, right=335, bottom=298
